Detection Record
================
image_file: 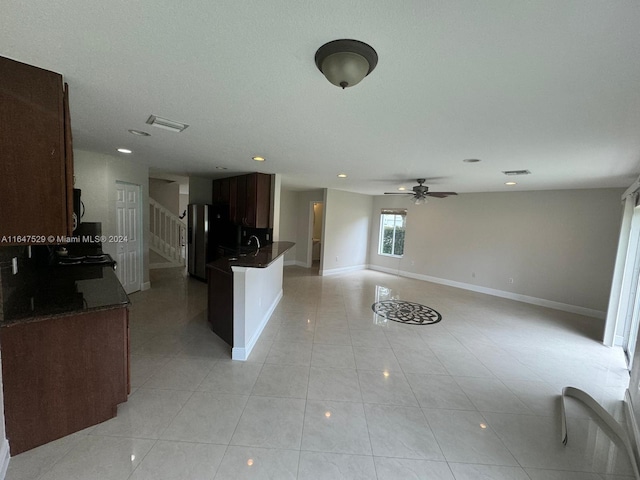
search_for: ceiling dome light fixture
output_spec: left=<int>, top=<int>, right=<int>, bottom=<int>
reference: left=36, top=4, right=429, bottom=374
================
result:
left=315, top=39, right=378, bottom=89
left=117, top=148, right=132, bottom=154
left=252, top=156, right=265, bottom=162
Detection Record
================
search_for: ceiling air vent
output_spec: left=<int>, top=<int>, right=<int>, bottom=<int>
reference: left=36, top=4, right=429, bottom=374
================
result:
left=145, top=115, right=189, bottom=133
left=502, top=170, right=531, bottom=176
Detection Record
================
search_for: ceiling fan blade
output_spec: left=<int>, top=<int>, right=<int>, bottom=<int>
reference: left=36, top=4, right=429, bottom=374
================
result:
left=425, top=192, right=458, bottom=198
left=384, top=192, right=412, bottom=195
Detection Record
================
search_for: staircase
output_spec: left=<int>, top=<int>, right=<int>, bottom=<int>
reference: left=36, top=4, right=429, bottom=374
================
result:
left=149, top=198, right=186, bottom=268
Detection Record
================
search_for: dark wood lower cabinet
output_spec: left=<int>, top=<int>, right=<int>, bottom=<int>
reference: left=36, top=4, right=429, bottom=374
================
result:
left=207, top=267, right=233, bottom=346
left=0, top=307, right=129, bottom=455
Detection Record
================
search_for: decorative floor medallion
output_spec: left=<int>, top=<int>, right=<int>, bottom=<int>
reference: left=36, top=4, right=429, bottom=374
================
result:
left=371, top=300, right=442, bottom=325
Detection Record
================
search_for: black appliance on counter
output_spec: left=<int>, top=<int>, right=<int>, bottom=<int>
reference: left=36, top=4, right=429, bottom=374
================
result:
left=31, top=222, right=117, bottom=273
left=60, top=222, right=116, bottom=268
left=56, top=253, right=116, bottom=268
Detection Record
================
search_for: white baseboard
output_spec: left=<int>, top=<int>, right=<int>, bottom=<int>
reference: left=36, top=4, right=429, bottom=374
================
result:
left=149, top=262, right=183, bottom=270
left=625, top=389, right=640, bottom=469
left=0, top=438, right=9, bottom=480
left=368, top=265, right=606, bottom=319
left=320, top=264, right=367, bottom=277
left=141, top=281, right=151, bottom=291
left=232, top=290, right=283, bottom=361
left=284, top=260, right=309, bottom=268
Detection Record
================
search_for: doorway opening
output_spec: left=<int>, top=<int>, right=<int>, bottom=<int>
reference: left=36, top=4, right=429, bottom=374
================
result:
left=308, top=201, right=324, bottom=271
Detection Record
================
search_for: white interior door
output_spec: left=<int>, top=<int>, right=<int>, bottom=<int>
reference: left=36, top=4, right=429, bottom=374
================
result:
left=116, top=182, right=141, bottom=293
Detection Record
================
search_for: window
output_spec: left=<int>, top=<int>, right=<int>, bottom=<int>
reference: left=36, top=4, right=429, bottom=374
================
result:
left=378, top=209, right=406, bottom=257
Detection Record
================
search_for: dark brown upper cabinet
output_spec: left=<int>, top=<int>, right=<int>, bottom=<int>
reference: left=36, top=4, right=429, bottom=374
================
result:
left=0, top=56, right=74, bottom=243
left=212, top=173, right=272, bottom=228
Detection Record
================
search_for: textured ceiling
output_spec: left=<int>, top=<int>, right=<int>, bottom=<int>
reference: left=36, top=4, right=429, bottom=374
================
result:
left=2, top=0, right=640, bottom=195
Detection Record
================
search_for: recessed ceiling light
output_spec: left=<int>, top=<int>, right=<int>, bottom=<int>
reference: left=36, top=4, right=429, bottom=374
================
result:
left=128, top=129, right=150, bottom=137
left=216, top=166, right=228, bottom=170
left=398, top=187, right=406, bottom=191
left=117, top=148, right=132, bottom=154
left=252, top=156, right=265, bottom=162
left=337, top=173, right=347, bottom=178
left=505, top=181, right=517, bottom=186
left=463, top=158, right=481, bottom=163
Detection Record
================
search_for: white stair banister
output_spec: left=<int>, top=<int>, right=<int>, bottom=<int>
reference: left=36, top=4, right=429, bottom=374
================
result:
left=149, top=198, right=186, bottom=266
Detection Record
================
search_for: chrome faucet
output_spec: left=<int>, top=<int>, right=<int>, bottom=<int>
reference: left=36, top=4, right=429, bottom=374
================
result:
left=248, top=235, right=261, bottom=250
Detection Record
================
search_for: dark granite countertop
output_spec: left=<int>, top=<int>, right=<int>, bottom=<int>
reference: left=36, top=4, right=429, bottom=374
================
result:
left=1, top=265, right=129, bottom=326
left=207, top=241, right=295, bottom=274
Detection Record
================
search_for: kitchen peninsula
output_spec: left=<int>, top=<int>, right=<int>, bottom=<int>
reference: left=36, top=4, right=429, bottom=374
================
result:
left=207, top=241, right=294, bottom=360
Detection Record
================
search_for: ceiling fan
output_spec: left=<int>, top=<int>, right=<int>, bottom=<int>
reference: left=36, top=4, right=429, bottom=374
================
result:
left=384, top=179, right=458, bottom=204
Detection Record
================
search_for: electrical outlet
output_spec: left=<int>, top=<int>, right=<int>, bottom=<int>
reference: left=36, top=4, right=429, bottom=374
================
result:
left=509, top=278, right=514, bottom=284
left=335, top=256, right=339, bottom=262
left=472, top=272, right=476, bottom=278
left=411, top=260, right=415, bottom=266
left=12, top=257, right=18, bottom=275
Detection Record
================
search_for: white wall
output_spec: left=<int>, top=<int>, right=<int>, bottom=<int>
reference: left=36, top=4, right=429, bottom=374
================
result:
left=279, top=188, right=298, bottom=263
left=321, top=189, right=373, bottom=275
left=73, top=149, right=150, bottom=286
left=149, top=178, right=180, bottom=217
left=188, top=176, right=212, bottom=205
left=271, top=174, right=281, bottom=241
left=179, top=194, right=189, bottom=221
left=369, top=188, right=623, bottom=314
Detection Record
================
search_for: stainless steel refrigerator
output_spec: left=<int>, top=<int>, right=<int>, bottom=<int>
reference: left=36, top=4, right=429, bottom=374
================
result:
left=187, top=204, right=212, bottom=280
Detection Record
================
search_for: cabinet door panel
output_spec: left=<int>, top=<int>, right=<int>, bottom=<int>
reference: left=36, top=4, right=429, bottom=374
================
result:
left=245, top=174, right=257, bottom=227
left=63, top=83, right=74, bottom=236
left=255, top=173, right=272, bottom=228
left=0, top=57, right=68, bottom=240
left=236, top=175, right=247, bottom=225
left=220, top=177, right=230, bottom=204
left=229, top=177, right=238, bottom=224
left=212, top=179, right=222, bottom=204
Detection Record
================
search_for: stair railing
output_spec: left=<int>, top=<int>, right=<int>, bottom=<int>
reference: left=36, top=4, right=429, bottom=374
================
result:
left=149, top=198, right=186, bottom=265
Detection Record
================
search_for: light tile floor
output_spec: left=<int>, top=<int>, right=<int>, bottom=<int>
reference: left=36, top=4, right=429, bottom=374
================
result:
left=6, top=266, right=635, bottom=479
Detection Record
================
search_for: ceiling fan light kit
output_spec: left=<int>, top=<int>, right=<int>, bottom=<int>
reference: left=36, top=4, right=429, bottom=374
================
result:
left=384, top=178, right=458, bottom=204
left=315, top=39, right=378, bottom=89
